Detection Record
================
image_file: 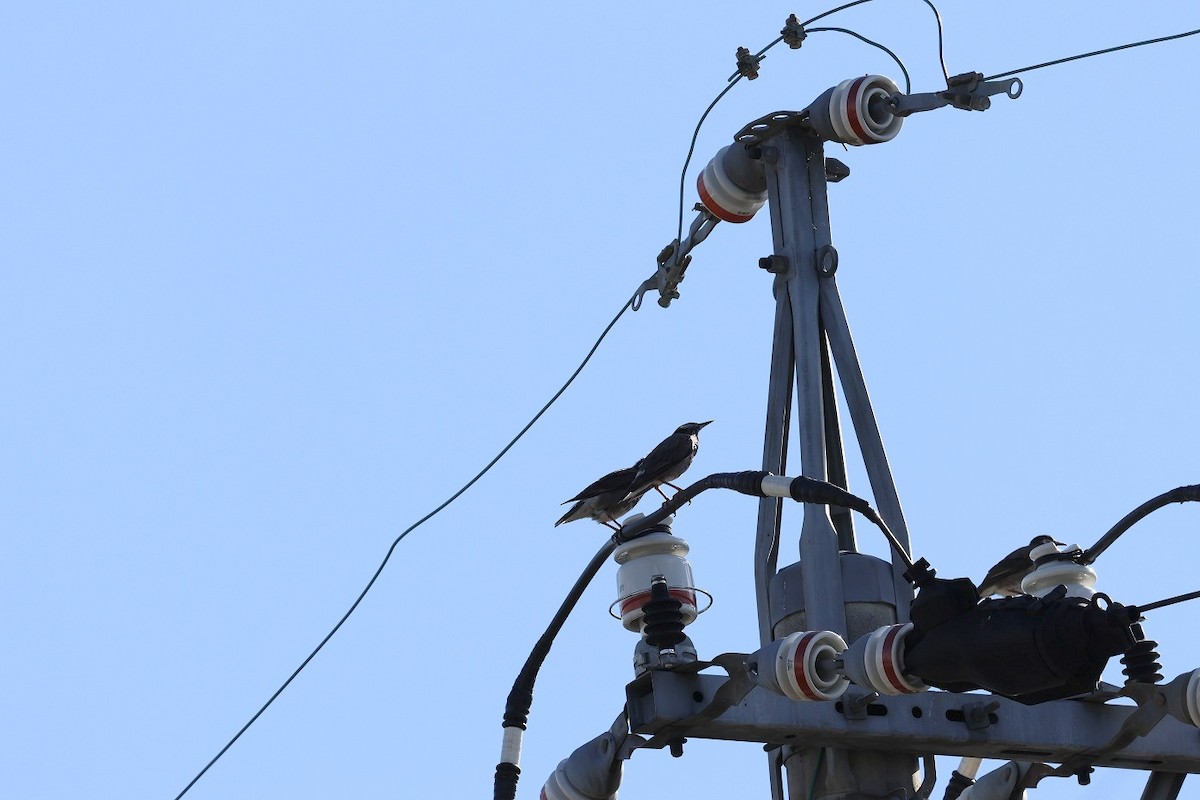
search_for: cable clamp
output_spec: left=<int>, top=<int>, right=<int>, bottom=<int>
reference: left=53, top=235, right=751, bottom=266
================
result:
left=735, top=46, right=763, bottom=80
left=640, top=205, right=720, bottom=308
left=887, top=72, right=1023, bottom=117
left=780, top=14, right=806, bottom=49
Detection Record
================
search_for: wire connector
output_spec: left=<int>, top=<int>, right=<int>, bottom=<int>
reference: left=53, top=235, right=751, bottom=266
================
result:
left=780, top=14, right=806, bottom=49
left=735, top=46, right=763, bottom=80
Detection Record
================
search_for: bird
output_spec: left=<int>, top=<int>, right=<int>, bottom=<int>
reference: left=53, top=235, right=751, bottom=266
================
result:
left=977, top=534, right=1064, bottom=598
left=555, top=461, right=649, bottom=531
left=625, top=420, right=713, bottom=502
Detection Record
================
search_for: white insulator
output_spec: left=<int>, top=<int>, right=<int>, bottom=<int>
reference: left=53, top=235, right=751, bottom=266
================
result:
left=542, top=759, right=614, bottom=800
left=761, top=630, right=850, bottom=701
left=826, top=75, right=902, bottom=145
left=1187, top=669, right=1200, bottom=728
left=697, top=145, right=767, bottom=223
left=1020, top=541, right=1097, bottom=599
left=845, top=623, right=926, bottom=696
left=612, top=532, right=698, bottom=633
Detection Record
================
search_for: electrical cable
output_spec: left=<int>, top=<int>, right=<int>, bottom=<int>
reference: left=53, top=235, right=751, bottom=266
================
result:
left=985, top=27, right=1200, bottom=81
left=617, top=470, right=913, bottom=570
left=494, top=537, right=621, bottom=800
left=807, top=747, right=826, bottom=800
left=1080, top=484, right=1200, bottom=565
left=808, top=26, right=913, bottom=94
left=675, top=79, right=743, bottom=256
left=802, top=0, right=947, bottom=83
left=174, top=291, right=638, bottom=800
left=1135, top=589, right=1200, bottom=615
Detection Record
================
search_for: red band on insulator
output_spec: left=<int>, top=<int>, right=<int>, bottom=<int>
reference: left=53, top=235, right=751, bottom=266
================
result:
left=697, top=174, right=755, bottom=223
left=791, top=632, right=820, bottom=700
left=880, top=625, right=907, bottom=693
left=844, top=76, right=871, bottom=144
left=619, top=588, right=697, bottom=616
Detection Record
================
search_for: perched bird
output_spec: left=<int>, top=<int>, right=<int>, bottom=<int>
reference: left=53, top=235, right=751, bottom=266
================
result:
left=555, top=461, right=649, bottom=531
left=977, top=534, right=1064, bottom=598
left=625, top=420, right=713, bottom=502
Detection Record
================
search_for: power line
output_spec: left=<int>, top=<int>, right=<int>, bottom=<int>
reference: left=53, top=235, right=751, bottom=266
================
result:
left=172, top=292, right=637, bottom=799
left=985, top=27, right=1200, bottom=81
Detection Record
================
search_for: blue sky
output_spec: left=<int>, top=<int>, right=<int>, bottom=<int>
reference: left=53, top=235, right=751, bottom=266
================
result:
left=3, top=2, right=1199, bottom=798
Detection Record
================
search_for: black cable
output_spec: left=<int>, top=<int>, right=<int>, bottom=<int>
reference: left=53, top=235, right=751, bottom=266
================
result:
left=615, top=470, right=913, bottom=569
left=1080, top=484, right=1200, bottom=565
left=985, top=28, right=1200, bottom=81
left=174, top=292, right=638, bottom=800
left=494, top=537, right=622, bottom=800
left=803, top=0, right=876, bottom=27
left=920, top=0, right=950, bottom=84
left=1136, top=589, right=1200, bottom=614
left=803, top=0, right=946, bottom=83
left=808, top=27, right=913, bottom=94
left=675, top=78, right=743, bottom=253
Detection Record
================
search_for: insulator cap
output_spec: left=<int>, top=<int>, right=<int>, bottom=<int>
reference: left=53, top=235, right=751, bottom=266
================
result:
left=542, top=758, right=620, bottom=800
left=697, top=144, right=767, bottom=223
left=612, top=532, right=699, bottom=633
left=843, top=623, right=926, bottom=695
left=753, top=630, right=849, bottom=701
left=1187, top=669, right=1200, bottom=727
left=1021, top=541, right=1097, bottom=599
left=806, top=75, right=903, bottom=146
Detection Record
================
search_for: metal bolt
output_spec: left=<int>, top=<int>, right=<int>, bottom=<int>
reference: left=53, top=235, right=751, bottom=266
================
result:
left=759, top=255, right=789, bottom=274
left=668, top=737, right=686, bottom=758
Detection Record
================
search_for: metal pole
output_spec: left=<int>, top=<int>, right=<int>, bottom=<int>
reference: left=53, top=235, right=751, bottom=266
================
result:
left=756, top=126, right=917, bottom=799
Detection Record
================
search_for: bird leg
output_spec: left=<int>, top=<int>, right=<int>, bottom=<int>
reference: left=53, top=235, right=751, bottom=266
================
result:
left=602, top=518, right=623, bottom=532
left=655, top=482, right=691, bottom=504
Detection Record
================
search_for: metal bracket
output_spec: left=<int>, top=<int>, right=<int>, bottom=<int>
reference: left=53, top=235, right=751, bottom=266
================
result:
left=633, top=652, right=758, bottom=750
left=962, top=700, right=1001, bottom=732
left=734, top=110, right=808, bottom=146
left=841, top=690, right=881, bottom=721
left=888, top=73, right=1023, bottom=117
left=635, top=205, right=721, bottom=309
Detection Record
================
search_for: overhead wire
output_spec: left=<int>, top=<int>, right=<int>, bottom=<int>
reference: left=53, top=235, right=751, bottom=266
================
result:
left=173, top=291, right=638, bottom=800
left=808, top=26, right=913, bottom=93
left=1137, top=589, right=1200, bottom=615
left=985, top=27, right=1200, bottom=81
left=177, top=7, right=1200, bottom=798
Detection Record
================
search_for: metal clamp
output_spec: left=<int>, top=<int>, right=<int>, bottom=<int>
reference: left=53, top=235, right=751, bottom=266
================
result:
left=888, top=72, right=1023, bottom=117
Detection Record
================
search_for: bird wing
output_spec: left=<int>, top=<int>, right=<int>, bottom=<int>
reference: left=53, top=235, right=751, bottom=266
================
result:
left=977, top=536, right=1062, bottom=597
left=555, top=500, right=589, bottom=527
left=563, top=463, right=640, bottom=503
left=627, top=434, right=693, bottom=495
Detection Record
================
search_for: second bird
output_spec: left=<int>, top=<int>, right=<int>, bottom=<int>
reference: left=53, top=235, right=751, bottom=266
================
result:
left=625, top=420, right=713, bottom=502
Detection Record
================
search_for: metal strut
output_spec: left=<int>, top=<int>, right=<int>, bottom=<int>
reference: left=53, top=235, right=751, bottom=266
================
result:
left=753, top=126, right=916, bottom=800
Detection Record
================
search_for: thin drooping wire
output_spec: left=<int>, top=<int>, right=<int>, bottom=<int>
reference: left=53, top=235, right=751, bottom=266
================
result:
left=802, top=0, right=947, bottom=81
left=986, top=27, right=1200, bottom=81
left=173, top=292, right=637, bottom=800
left=808, top=26, right=913, bottom=93
left=675, top=78, right=743, bottom=253
left=920, top=0, right=950, bottom=84
left=803, top=0, right=876, bottom=26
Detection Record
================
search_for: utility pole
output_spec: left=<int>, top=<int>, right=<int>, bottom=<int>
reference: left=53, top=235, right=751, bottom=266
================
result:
left=522, top=69, right=1200, bottom=800
left=753, top=107, right=919, bottom=800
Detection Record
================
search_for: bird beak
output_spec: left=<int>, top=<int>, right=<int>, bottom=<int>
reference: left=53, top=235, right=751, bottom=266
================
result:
left=698, top=420, right=713, bottom=429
